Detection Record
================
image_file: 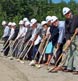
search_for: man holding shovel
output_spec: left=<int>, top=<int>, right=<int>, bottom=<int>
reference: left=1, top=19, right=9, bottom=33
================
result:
left=49, top=7, right=78, bottom=74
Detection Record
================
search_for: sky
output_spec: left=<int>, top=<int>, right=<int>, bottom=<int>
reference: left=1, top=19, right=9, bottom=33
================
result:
left=51, top=0, right=78, bottom=3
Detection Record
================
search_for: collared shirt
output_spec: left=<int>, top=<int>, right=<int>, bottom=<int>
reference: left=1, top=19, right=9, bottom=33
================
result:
left=16, top=26, right=27, bottom=39
left=34, top=35, right=41, bottom=45
left=30, top=24, right=42, bottom=41
left=58, top=21, right=65, bottom=44
left=8, top=28, right=15, bottom=40
left=2, top=26, right=10, bottom=38
left=30, top=23, right=42, bottom=45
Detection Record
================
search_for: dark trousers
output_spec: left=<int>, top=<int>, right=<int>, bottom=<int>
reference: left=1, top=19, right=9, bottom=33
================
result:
left=12, top=40, right=18, bottom=57
left=3, top=36, right=10, bottom=56
left=32, top=43, right=40, bottom=61
left=55, top=38, right=66, bottom=66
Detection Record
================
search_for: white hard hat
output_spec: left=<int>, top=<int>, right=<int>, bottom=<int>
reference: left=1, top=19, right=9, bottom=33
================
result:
left=2, top=21, right=6, bottom=25
left=51, top=16, right=58, bottom=23
left=23, top=18, right=29, bottom=22
left=25, top=21, right=30, bottom=26
left=63, top=7, right=70, bottom=15
left=12, top=22, right=16, bottom=26
left=46, top=16, right=52, bottom=22
left=19, top=20, right=24, bottom=25
left=30, top=18, right=37, bottom=26
left=41, top=21, right=47, bottom=26
left=8, top=22, right=12, bottom=26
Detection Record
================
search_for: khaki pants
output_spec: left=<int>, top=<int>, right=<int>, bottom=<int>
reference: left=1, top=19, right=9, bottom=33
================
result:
left=38, top=40, right=47, bottom=54
left=58, top=36, right=78, bottom=71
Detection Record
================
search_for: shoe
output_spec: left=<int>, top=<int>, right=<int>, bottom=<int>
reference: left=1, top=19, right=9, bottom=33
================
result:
left=17, top=59, right=20, bottom=62
left=8, top=56, right=14, bottom=60
left=63, top=69, right=73, bottom=72
left=20, top=60, right=25, bottom=64
left=49, top=67, right=56, bottom=71
left=53, top=66, right=63, bottom=71
left=35, top=64, right=41, bottom=68
left=29, top=60, right=36, bottom=66
left=48, top=69, right=58, bottom=73
left=73, top=71, right=78, bottom=75
left=1, top=50, right=3, bottom=53
left=45, top=62, right=49, bottom=66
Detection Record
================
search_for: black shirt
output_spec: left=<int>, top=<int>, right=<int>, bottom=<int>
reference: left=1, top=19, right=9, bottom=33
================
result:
left=65, top=15, right=78, bottom=40
left=49, top=25, right=59, bottom=45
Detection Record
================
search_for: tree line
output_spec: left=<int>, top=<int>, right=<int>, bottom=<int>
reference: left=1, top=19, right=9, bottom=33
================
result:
left=0, top=0, right=78, bottom=37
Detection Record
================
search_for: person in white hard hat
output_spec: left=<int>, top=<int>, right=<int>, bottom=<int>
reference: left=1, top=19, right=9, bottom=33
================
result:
left=8, top=22, right=16, bottom=41
left=40, top=21, right=51, bottom=65
left=63, top=7, right=71, bottom=18
left=2, top=21, right=11, bottom=56
left=23, top=17, right=29, bottom=26
left=7, top=22, right=16, bottom=57
left=24, top=21, right=32, bottom=44
left=23, top=18, right=29, bottom=22
left=46, top=16, right=52, bottom=26
left=29, top=18, right=42, bottom=44
left=16, top=20, right=25, bottom=40
left=38, top=21, right=51, bottom=65
left=25, top=21, right=30, bottom=28
left=47, top=16, right=66, bottom=73
left=18, top=21, right=33, bottom=60
left=28, top=18, right=42, bottom=62
left=60, top=7, right=78, bottom=74
left=45, top=16, right=59, bottom=66
left=17, top=21, right=31, bottom=59
left=8, top=22, right=12, bottom=29
left=45, top=16, right=52, bottom=41
left=39, top=16, right=52, bottom=65
left=2, top=21, right=7, bottom=26
left=13, top=20, right=27, bottom=57
left=2, top=21, right=10, bottom=39
left=24, top=21, right=30, bottom=37
left=29, top=21, right=48, bottom=66
left=41, top=21, right=48, bottom=30
left=24, top=21, right=31, bottom=42
left=39, top=21, right=48, bottom=51
left=41, top=21, right=48, bottom=39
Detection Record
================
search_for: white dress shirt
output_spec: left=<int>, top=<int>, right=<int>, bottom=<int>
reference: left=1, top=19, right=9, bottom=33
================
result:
left=2, top=26, right=10, bottom=38
left=30, top=28, right=37, bottom=41
left=34, top=35, right=42, bottom=45
left=16, top=26, right=27, bottom=39
left=30, top=24, right=42, bottom=45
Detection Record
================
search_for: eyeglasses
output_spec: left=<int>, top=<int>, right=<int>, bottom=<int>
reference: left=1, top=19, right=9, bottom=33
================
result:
left=65, top=11, right=71, bottom=15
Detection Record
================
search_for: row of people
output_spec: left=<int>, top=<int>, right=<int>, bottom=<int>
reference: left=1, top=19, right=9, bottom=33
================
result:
left=1, top=7, right=78, bottom=74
